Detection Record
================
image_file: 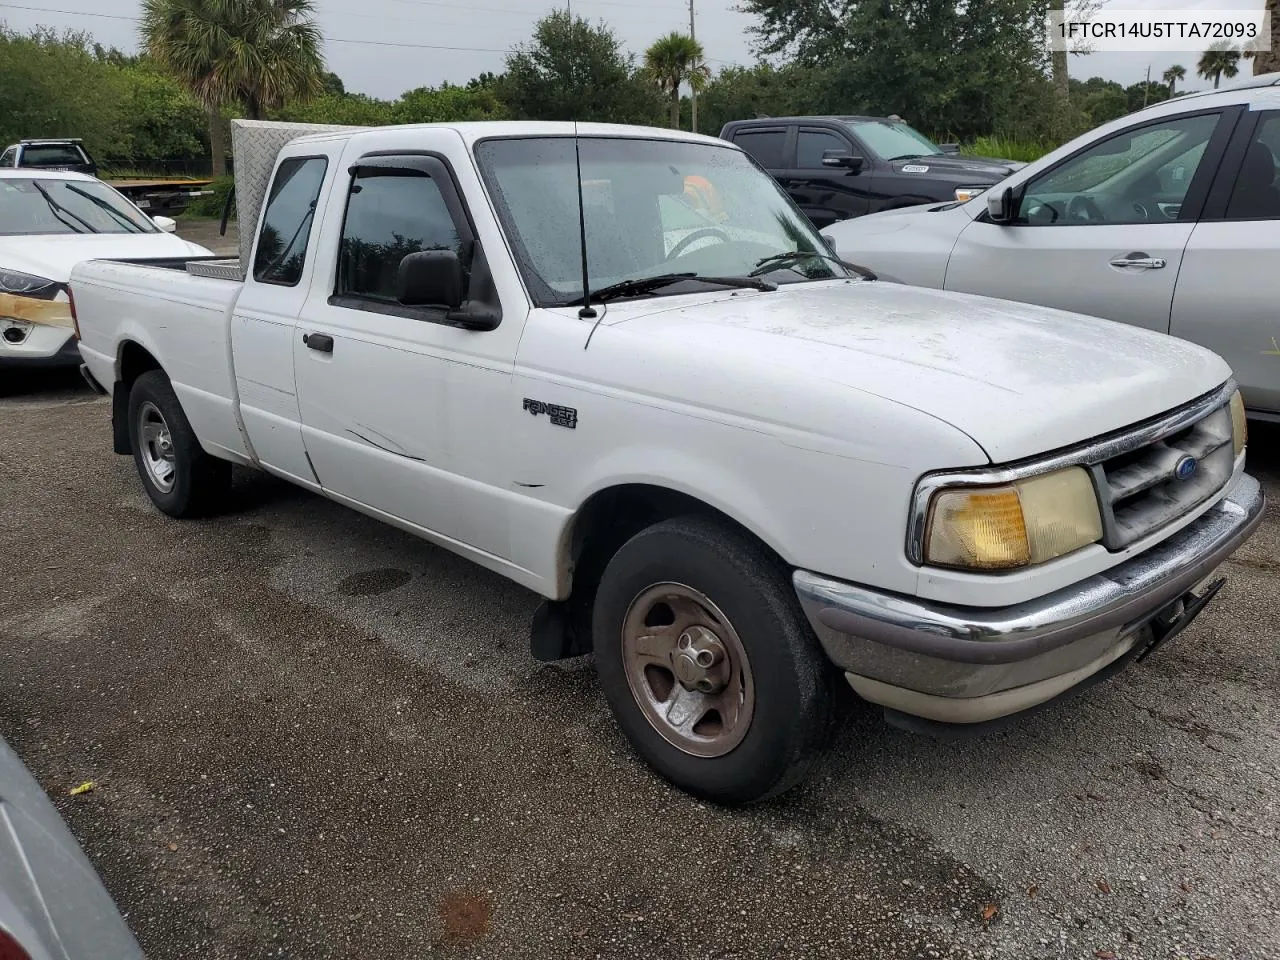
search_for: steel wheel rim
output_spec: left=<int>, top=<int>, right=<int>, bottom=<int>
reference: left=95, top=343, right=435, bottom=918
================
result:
left=621, top=582, right=755, bottom=758
left=138, top=401, right=177, bottom=493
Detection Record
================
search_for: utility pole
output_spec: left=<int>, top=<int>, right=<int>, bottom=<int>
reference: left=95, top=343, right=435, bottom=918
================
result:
left=689, top=0, right=698, bottom=133
left=1142, top=63, right=1151, bottom=108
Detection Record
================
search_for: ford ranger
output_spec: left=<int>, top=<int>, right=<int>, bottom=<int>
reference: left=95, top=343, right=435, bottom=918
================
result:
left=69, top=120, right=1264, bottom=805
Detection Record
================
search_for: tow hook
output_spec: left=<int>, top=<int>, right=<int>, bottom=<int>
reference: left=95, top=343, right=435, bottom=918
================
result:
left=1137, top=577, right=1226, bottom=662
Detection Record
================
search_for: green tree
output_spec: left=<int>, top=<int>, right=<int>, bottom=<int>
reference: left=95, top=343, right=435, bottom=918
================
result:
left=140, top=0, right=326, bottom=175
left=1197, top=43, right=1241, bottom=89
left=1162, top=64, right=1186, bottom=96
left=741, top=0, right=1056, bottom=141
left=697, top=63, right=827, bottom=137
left=643, top=32, right=709, bottom=129
left=502, top=11, right=662, bottom=124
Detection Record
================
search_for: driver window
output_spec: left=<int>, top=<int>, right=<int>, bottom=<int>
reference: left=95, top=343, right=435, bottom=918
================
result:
left=1019, top=113, right=1220, bottom=226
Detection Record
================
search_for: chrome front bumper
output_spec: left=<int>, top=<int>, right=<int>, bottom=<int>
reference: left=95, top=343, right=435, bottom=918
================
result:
left=794, top=473, right=1265, bottom=725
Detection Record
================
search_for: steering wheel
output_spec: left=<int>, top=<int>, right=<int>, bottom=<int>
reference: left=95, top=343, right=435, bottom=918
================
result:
left=666, top=227, right=731, bottom=261
left=1066, top=194, right=1106, bottom=223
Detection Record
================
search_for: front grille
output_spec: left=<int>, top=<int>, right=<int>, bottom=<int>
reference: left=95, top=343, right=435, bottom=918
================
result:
left=1090, top=400, right=1235, bottom=551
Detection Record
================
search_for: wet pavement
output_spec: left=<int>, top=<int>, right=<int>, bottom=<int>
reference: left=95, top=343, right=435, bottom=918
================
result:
left=2, top=370, right=1277, bottom=960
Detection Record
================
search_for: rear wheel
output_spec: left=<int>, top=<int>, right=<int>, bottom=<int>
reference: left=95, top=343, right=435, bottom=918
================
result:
left=128, top=370, right=231, bottom=518
left=593, top=516, right=835, bottom=805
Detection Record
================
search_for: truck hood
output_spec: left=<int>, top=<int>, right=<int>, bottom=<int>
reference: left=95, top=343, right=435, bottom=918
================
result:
left=0, top=232, right=210, bottom=284
left=890, top=153, right=1024, bottom=181
left=609, top=281, right=1231, bottom=464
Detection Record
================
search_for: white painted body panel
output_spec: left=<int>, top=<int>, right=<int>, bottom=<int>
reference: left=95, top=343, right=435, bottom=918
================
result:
left=69, top=119, right=1237, bottom=610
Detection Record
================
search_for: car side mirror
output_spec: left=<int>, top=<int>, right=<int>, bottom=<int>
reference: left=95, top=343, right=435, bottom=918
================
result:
left=821, top=150, right=864, bottom=174
left=153, top=215, right=177, bottom=233
left=397, top=250, right=463, bottom=310
left=986, top=186, right=1017, bottom=224
left=821, top=233, right=838, bottom=254
left=939, top=143, right=960, bottom=155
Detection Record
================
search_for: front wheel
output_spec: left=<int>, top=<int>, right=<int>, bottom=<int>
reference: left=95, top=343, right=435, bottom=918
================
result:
left=128, top=370, right=231, bottom=518
left=592, top=516, right=835, bottom=805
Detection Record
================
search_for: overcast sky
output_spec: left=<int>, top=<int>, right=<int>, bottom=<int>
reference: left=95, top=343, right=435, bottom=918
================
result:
left=0, top=0, right=1266, bottom=101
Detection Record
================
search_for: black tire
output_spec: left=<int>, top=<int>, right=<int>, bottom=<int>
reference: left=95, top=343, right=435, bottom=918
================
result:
left=592, top=515, right=835, bottom=805
left=127, top=370, right=231, bottom=518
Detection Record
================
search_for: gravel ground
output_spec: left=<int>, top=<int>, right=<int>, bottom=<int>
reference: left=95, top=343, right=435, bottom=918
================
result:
left=1, top=369, right=1277, bottom=960
left=176, top=218, right=238, bottom=257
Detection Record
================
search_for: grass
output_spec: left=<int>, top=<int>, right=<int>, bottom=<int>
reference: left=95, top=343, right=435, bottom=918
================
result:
left=98, top=167, right=210, bottom=181
left=960, top=136, right=1059, bottom=163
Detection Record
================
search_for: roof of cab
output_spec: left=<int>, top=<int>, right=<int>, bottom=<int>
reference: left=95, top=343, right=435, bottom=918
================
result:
left=285, top=120, right=736, bottom=151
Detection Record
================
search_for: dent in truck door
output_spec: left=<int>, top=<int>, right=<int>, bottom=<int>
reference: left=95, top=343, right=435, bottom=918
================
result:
left=232, top=154, right=331, bottom=485
left=293, top=148, right=519, bottom=563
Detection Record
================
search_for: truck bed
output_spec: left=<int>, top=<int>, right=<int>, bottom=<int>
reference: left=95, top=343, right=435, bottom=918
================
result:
left=71, top=257, right=251, bottom=465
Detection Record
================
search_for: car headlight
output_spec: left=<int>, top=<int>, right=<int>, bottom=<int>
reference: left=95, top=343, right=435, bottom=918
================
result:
left=924, top=466, right=1103, bottom=570
left=954, top=186, right=988, bottom=202
left=0, top=268, right=59, bottom=300
left=1230, top=389, right=1247, bottom=458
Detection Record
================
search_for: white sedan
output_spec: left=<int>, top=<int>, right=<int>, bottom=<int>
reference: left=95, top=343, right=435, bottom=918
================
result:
left=825, top=73, right=1280, bottom=421
left=1, top=169, right=212, bottom=369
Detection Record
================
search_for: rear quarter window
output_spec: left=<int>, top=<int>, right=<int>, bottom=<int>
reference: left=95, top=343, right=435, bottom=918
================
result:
left=730, top=129, right=788, bottom=169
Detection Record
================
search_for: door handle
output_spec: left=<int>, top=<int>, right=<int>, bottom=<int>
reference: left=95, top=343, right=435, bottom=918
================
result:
left=303, top=332, right=334, bottom=353
left=1109, top=254, right=1166, bottom=269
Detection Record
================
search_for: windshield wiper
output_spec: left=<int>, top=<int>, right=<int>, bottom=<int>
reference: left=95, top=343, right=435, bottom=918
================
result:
left=63, top=184, right=145, bottom=233
left=566, top=272, right=776, bottom=306
left=30, top=181, right=94, bottom=234
left=750, top=250, right=877, bottom=281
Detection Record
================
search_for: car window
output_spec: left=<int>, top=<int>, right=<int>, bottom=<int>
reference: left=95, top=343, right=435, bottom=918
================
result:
left=731, top=129, right=787, bottom=169
left=1224, top=113, right=1280, bottom=220
left=797, top=130, right=852, bottom=169
left=1019, top=113, right=1220, bottom=226
left=843, top=120, right=940, bottom=161
left=0, top=177, right=156, bottom=236
left=252, top=156, right=328, bottom=286
left=336, top=171, right=465, bottom=302
left=0, top=148, right=15, bottom=167
left=20, top=144, right=87, bottom=166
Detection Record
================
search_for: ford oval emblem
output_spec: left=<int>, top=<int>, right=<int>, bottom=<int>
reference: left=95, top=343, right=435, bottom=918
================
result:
left=1174, top=455, right=1198, bottom=481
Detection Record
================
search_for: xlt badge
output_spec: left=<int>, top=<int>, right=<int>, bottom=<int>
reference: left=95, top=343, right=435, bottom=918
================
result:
left=523, top=398, right=578, bottom=429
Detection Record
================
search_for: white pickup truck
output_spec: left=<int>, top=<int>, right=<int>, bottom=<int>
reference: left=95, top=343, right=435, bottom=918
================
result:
left=71, top=120, right=1264, bottom=804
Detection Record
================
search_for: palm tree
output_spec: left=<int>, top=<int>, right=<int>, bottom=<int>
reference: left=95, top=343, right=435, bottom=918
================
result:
left=1162, top=64, right=1186, bottom=96
left=1197, top=43, right=1241, bottom=89
left=644, top=32, right=709, bottom=130
left=140, top=0, right=325, bottom=175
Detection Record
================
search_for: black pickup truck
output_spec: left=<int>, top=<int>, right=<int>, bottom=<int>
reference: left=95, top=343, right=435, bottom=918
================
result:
left=720, top=116, right=1025, bottom=228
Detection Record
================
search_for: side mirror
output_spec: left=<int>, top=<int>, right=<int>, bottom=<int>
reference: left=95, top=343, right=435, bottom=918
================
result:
left=939, top=143, right=960, bottom=155
left=986, top=186, right=1017, bottom=224
left=397, top=250, right=463, bottom=310
left=821, top=233, right=838, bottom=254
left=821, top=150, right=865, bottom=174
left=153, top=215, right=177, bottom=233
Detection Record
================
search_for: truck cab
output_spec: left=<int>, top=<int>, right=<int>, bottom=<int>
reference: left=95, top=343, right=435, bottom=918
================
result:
left=0, top=139, right=98, bottom=177
left=719, top=116, right=1022, bottom=227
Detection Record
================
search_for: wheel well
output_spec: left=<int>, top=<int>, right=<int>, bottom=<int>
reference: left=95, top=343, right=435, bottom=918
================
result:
left=118, top=341, right=161, bottom=388
left=112, top=341, right=162, bottom=454
left=553, top=484, right=778, bottom=656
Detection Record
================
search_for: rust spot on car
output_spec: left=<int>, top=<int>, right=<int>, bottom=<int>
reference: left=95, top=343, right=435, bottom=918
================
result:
left=437, top=889, right=492, bottom=943
left=0, top=293, right=73, bottom=328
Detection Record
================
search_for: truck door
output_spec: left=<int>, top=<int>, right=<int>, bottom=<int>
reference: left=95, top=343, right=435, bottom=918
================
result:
left=231, top=152, right=334, bottom=487
left=292, top=142, right=525, bottom=564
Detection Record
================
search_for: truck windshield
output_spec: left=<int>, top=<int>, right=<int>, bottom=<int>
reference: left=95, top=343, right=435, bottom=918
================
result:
left=474, top=136, right=852, bottom=307
left=0, top=177, right=155, bottom=236
left=844, top=120, right=942, bottom=161
left=20, top=144, right=89, bottom=166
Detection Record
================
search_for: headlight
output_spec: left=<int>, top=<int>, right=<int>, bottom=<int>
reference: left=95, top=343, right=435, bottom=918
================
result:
left=0, top=268, right=59, bottom=300
left=954, top=186, right=988, bottom=202
left=924, top=466, right=1103, bottom=570
left=1230, top=389, right=1247, bottom=458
